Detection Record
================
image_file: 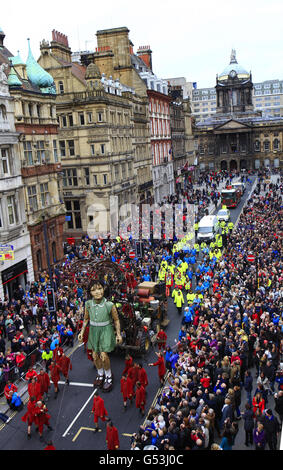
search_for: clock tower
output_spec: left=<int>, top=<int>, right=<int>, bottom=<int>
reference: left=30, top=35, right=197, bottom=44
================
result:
left=216, top=49, right=253, bottom=115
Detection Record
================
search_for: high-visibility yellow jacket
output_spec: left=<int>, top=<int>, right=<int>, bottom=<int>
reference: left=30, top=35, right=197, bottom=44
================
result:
left=187, top=292, right=196, bottom=304
left=175, top=292, right=184, bottom=308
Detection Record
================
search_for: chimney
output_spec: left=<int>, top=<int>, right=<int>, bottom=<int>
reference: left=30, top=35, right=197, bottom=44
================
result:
left=51, top=29, right=72, bottom=62
left=136, top=45, right=152, bottom=71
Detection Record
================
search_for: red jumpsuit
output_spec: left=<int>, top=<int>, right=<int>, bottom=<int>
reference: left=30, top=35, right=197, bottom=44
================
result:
left=138, top=367, right=148, bottom=389
left=120, top=377, right=128, bottom=403
left=106, top=425, right=120, bottom=450
left=57, top=355, right=72, bottom=379
left=53, top=346, right=63, bottom=364
left=152, top=356, right=166, bottom=382
left=127, top=365, right=139, bottom=389
left=135, top=384, right=146, bottom=413
left=33, top=404, right=51, bottom=434
left=37, top=372, right=50, bottom=396
left=28, top=381, right=42, bottom=401
left=21, top=398, right=36, bottom=426
left=122, top=356, right=133, bottom=376
left=156, top=330, right=167, bottom=351
left=92, top=395, right=108, bottom=424
left=126, top=375, right=134, bottom=401
left=49, top=363, right=61, bottom=389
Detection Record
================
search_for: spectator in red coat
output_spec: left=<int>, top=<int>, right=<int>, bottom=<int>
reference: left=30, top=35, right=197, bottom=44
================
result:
left=135, top=381, right=146, bottom=416
left=25, top=366, right=38, bottom=383
left=4, top=381, right=17, bottom=406
left=106, top=421, right=120, bottom=450
left=148, top=352, right=166, bottom=385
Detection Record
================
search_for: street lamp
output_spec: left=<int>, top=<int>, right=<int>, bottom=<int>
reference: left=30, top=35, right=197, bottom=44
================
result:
left=42, top=213, right=53, bottom=289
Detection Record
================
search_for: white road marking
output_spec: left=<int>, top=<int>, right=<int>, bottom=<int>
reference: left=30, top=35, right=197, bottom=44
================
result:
left=62, top=388, right=97, bottom=437
left=55, top=381, right=94, bottom=387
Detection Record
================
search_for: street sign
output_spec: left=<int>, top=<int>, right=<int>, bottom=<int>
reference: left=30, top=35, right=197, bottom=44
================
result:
left=247, top=254, right=255, bottom=262
left=129, top=251, right=135, bottom=259
left=0, top=244, right=15, bottom=261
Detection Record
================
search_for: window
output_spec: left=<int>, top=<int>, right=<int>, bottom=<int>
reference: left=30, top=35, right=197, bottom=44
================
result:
left=90, top=144, right=95, bottom=156
left=61, top=115, right=67, bottom=127
left=264, top=140, right=270, bottom=152
left=1, top=148, right=10, bottom=174
left=65, top=200, right=82, bottom=229
left=273, top=138, right=280, bottom=150
left=79, top=113, right=85, bottom=125
left=27, top=185, right=38, bottom=212
left=67, top=140, right=75, bottom=156
left=24, top=141, right=33, bottom=165
left=0, top=201, right=2, bottom=228
left=62, top=168, right=78, bottom=187
left=114, top=165, right=119, bottom=180
left=36, top=141, right=46, bottom=163
left=254, top=140, right=260, bottom=152
left=87, top=112, right=93, bottom=123
left=93, top=174, right=98, bottom=185
left=97, top=112, right=103, bottom=122
left=100, top=144, right=105, bottom=154
left=53, top=140, right=58, bottom=162
left=84, top=167, right=90, bottom=185
left=59, top=141, right=66, bottom=157
left=103, top=174, right=108, bottom=185
left=37, top=105, right=41, bottom=118
left=58, top=81, right=64, bottom=94
left=40, top=182, right=50, bottom=207
left=68, top=114, right=74, bottom=127
left=7, top=195, right=18, bottom=225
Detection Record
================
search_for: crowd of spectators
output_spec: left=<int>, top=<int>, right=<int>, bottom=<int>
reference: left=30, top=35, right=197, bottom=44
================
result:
left=131, top=171, right=283, bottom=451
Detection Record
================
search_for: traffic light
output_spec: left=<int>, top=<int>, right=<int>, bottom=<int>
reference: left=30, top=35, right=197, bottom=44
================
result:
left=46, top=288, right=56, bottom=312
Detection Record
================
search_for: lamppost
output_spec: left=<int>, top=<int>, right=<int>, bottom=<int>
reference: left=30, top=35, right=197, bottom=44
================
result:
left=42, top=213, right=53, bottom=289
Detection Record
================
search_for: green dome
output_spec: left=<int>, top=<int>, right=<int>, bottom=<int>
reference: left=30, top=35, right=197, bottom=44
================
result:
left=7, top=66, right=22, bottom=86
left=26, top=38, right=54, bottom=88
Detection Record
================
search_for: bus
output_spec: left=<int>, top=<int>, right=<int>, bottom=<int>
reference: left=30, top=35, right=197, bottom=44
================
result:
left=221, top=186, right=241, bottom=208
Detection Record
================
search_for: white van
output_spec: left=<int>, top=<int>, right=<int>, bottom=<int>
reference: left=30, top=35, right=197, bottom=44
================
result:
left=197, top=215, right=219, bottom=242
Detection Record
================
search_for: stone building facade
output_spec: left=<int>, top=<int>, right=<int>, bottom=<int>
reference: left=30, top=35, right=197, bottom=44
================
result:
left=194, top=50, right=283, bottom=171
left=0, top=57, right=33, bottom=299
left=38, top=30, right=138, bottom=238
left=0, top=32, right=65, bottom=277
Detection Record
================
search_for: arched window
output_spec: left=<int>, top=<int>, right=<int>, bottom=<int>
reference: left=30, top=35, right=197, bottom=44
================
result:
left=273, top=138, right=280, bottom=150
left=264, top=140, right=270, bottom=152
left=0, top=105, right=7, bottom=120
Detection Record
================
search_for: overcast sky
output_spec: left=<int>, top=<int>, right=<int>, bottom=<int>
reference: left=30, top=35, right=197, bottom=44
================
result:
left=2, top=0, right=283, bottom=88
